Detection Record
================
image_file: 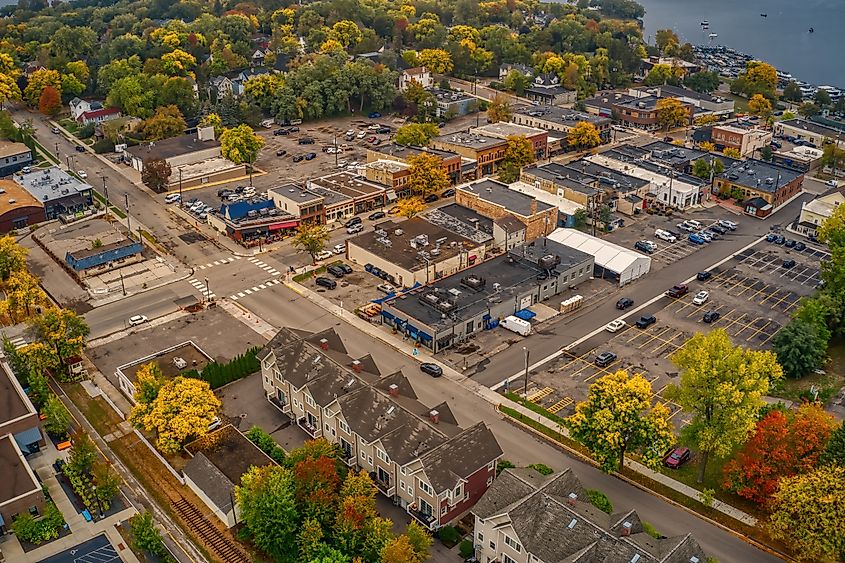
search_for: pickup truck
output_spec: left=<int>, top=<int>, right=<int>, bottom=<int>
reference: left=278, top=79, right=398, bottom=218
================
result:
left=666, top=284, right=689, bottom=298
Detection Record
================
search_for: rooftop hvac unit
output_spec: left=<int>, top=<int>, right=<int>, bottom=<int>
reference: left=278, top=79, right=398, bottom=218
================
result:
left=422, top=293, right=439, bottom=305
left=460, top=275, right=486, bottom=290
left=448, top=288, right=462, bottom=298
left=538, top=254, right=561, bottom=270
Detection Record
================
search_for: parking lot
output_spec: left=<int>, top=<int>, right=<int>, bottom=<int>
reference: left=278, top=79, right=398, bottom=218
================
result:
left=732, top=244, right=827, bottom=289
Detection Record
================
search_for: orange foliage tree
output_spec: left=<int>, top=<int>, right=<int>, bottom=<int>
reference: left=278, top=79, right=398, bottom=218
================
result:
left=38, top=85, right=61, bottom=117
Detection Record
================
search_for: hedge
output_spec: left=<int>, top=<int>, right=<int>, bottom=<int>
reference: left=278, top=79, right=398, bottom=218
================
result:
left=587, top=489, right=613, bottom=514
left=503, top=392, right=567, bottom=427
left=187, top=346, right=261, bottom=389
left=245, top=425, right=286, bottom=465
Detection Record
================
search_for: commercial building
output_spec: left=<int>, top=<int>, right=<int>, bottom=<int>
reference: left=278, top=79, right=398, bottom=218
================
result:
left=116, top=341, right=214, bottom=400
left=0, top=179, right=45, bottom=233
left=0, top=141, right=32, bottom=177
left=548, top=228, right=651, bottom=286
left=524, top=73, right=576, bottom=106
left=711, top=125, right=772, bottom=157
left=794, top=184, right=844, bottom=238
left=714, top=159, right=804, bottom=217
left=364, top=160, right=411, bottom=196
left=367, top=144, right=463, bottom=185
left=511, top=107, right=612, bottom=145
left=303, top=184, right=354, bottom=224
left=268, top=184, right=326, bottom=225
left=16, top=167, right=93, bottom=221
left=639, top=56, right=703, bottom=78
left=520, top=162, right=601, bottom=207
left=469, top=122, right=548, bottom=160
left=638, top=85, right=734, bottom=117
left=639, top=141, right=711, bottom=174
left=775, top=118, right=845, bottom=150
left=399, top=67, right=434, bottom=91
left=0, top=434, right=44, bottom=532
left=560, top=158, right=651, bottom=215
left=429, top=88, right=479, bottom=119
left=346, top=218, right=489, bottom=287
left=455, top=179, right=558, bottom=241
left=381, top=238, right=593, bottom=352
left=208, top=198, right=299, bottom=245
left=506, top=181, right=585, bottom=227
left=259, top=327, right=503, bottom=530
left=430, top=134, right=507, bottom=177
left=65, top=237, right=144, bottom=278
left=183, top=425, right=277, bottom=528
left=772, top=146, right=824, bottom=173
left=471, top=466, right=707, bottom=563
left=306, top=171, right=394, bottom=215
left=582, top=92, right=695, bottom=130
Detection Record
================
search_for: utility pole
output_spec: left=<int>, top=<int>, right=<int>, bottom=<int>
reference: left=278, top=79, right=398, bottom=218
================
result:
left=54, top=142, right=59, bottom=162
left=204, top=277, right=211, bottom=303
left=178, top=167, right=183, bottom=204
left=522, top=346, right=530, bottom=394
left=124, top=193, right=131, bottom=236
left=334, top=135, right=338, bottom=168
left=120, top=272, right=126, bottom=296
left=102, top=177, right=108, bottom=220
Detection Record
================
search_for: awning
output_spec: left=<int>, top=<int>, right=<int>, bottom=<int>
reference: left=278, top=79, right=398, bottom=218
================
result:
left=418, top=331, right=432, bottom=342
left=269, top=220, right=299, bottom=231
left=381, top=310, right=395, bottom=321
left=386, top=190, right=398, bottom=202
left=514, top=309, right=536, bottom=321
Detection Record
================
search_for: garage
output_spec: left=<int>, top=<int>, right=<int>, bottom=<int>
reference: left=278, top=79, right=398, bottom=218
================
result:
left=547, top=228, right=651, bottom=286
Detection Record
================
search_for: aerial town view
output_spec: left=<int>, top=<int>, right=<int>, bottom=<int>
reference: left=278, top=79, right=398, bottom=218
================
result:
left=0, top=0, right=843, bottom=561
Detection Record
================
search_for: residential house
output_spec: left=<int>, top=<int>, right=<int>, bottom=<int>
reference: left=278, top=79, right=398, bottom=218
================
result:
left=0, top=179, right=45, bottom=233
left=400, top=67, right=434, bottom=91
left=455, top=179, right=558, bottom=241
left=258, top=327, right=504, bottom=530
left=715, top=159, right=804, bottom=217
left=525, top=73, right=576, bottom=106
left=0, top=141, right=33, bottom=177
left=77, top=107, right=122, bottom=126
left=207, top=76, right=236, bottom=100
left=499, top=63, right=534, bottom=82
left=794, top=184, right=844, bottom=237
left=471, top=467, right=707, bottom=563
left=69, top=98, right=96, bottom=120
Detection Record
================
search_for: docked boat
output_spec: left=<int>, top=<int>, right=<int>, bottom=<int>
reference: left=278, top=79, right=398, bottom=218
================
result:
left=760, top=13, right=767, bottom=17
left=809, top=27, right=815, bottom=33
left=700, top=20, right=709, bottom=26
left=708, top=33, right=718, bottom=39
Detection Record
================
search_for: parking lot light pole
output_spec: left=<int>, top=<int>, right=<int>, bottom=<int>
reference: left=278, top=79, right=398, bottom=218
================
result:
left=523, top=346, right=530, bottom=395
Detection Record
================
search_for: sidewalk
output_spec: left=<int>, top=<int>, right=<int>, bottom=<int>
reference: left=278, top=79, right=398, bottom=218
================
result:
left=282, top=279, right=759, bottom=528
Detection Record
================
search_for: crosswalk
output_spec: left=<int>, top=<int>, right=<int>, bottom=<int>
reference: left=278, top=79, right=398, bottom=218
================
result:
left=196, top=256, right=240, bottom=270
left=247, top=256, right=281, bottom=276
left=5, top=336, right=28, bottom=349
left=188, top=278, right=216, bottom=300
left=230, top=278, right=282, bottom=300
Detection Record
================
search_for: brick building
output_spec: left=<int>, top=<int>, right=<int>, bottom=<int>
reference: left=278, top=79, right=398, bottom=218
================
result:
left=430, top=134, right=508, bottom=177
left=715, top=159, right=804, bottom=217
left=455, top=179, right=558, bottom=240
left=711, top=125, right=772, bottom=157
left=0, top=179, right=45, bottom=233
left=470, top=122, right=548, bottom=160
left=367, top=144, right=463, bottom=185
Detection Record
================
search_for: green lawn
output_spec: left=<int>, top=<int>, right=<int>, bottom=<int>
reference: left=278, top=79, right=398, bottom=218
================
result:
left=58, top=118, right=79, bottom=134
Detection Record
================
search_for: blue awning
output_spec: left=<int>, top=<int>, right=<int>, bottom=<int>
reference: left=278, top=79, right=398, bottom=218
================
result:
left=381, top=311, right=394, bottom=321
left=418, top=331, right=432, bottom=342
left=482, top=313, right=492, bottom=320
left=514, top=309, right=536, bottom=321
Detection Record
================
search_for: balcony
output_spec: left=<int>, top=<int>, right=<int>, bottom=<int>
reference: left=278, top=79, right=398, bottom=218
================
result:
left=297, top=417, right=321, bottom=438
left=340, top=448, right=356, bottom=467
left=369, top=472, right=395, bottom=497
left=407, top=504, right=437, bottom=530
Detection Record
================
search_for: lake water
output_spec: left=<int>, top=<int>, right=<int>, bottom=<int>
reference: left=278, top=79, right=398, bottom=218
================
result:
left=634, top=0, right=845, bottom=87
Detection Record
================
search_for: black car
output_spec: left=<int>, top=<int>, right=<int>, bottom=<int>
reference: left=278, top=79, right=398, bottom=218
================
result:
left=616, top=297, right=634, bottom=310
left=794, top=241, right=806, bottom=251
left=298, top=137, right=314, bottom=145
left=345, top=216, right=363, bottom=228
left=369, top=211, right=386, bottom=220
left=338, top=263, right=353, bottom=274
left=783, top=259, right=796, bottom=268
left=326, top=265, right=346, bottom=278
left=774, top=235, right=785, bottom=244
left=634, top=240, right=655, bottom=254
left=289, top=126, right=300, bottom=133
left=315, top=277, right=337, bottom=289
left=703, top=310, right=720, bottom=323
left=292, top=155, right=304, bottom=162
left=441, top=189, right=456, bottom=198
left=217, top=189, right=232, bottom=197
left=635, top=315, right=657, bottom=329
left=784, top=238, right=796, bottom=248
left=304, top=152, right=317, bottom=160
left=276, top=149, right=287, bottom=156
left=709, top=225, right=727, bottom=235
left=424, top=194, right=439, bottom=203
left=377, top=127, right=391, bottom=134
left=595, top=352, right=617, bottom=368
left=75, top=145, right=85, bottom=152
left=273, top=129, right=288, bottom=136
left=420, top=363, right=443, bottom=377
left=697, top=271, right=712, bottom=281
left=770, top=140, right=782, bottom=149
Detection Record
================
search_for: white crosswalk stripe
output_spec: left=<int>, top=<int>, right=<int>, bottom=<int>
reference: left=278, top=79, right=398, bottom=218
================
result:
left=7, top=336, right=28, bottom=349
left=229, top=278, right=281, bottom=300
left=197, top=256, right=237, bottom=270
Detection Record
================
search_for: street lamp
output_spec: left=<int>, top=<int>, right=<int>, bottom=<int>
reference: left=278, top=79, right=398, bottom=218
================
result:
left=205, top=277, right=211, bottom=303
left=522, top=346, right=530, bottom=395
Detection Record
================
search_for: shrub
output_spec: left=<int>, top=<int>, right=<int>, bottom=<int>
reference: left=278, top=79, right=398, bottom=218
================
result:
left=245, top=425, right=286, bottom=465
left=12, top=501, right=65, bottom=544
left=78, top=123, right=95, bottom=139
left=459, top=539, right=474, bottom=558
left=496, top=459, right=515, bottom=476
left=642, top=521, right=661, bottom=539
left=528, top=463, right=554, bottom=476
left=93, top=139, right=115, bottom=154
left=438, top=525, right=460, bottom=547
left=586, top=489, right=613, bottom=514
left=186, top=346, right=262, bottom=389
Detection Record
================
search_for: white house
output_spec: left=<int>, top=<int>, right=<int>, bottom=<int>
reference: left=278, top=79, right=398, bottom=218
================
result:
left=400, top=67, right=434, bottom=91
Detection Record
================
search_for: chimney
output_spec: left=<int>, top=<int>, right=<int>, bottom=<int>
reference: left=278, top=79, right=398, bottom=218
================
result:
left=530, top=198, right=537, bottom=215
left=351, top=360, right=362, bottom=373
left=388, top=383, right=399, bottom=397
left=567, top=492, right=577, bottom=506
left=621, top=521, right=632, bottom=537
left=429, top=409, right=439, bottom=424
left=319, top=338, right=329, bottom=351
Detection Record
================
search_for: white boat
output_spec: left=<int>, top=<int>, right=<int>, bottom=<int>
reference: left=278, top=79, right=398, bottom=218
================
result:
left=709, top=33, right=718, bottom=39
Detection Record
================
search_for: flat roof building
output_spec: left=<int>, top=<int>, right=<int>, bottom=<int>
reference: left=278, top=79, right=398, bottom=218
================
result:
left=116, top=341, right=214, bottom=400
left=0, top=141, right=33, bottom=177
left=715, top=159, right=804, bottom=217
left=470, top=122, right=548, bottom=160
left=0, top=434, right=44, bottom=530
left=775, top=118, right=845, bottom=150
left=511, top=106, right=612, bottom=145
left=456, top=179, right=558, bottom=241
left=367, top=144, right=463, bottom=184
left=16, top=167, right=93, bottom=221
left=307, top=171, right=393, bottom=215
left=430, top=134, right=508, bottom=177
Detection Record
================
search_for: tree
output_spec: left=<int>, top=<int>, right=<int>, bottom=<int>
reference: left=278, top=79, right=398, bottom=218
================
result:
left=330, top=20, right=362, bottom=48
left=395, top=123, right=439, bottom=146
left=61, top=73, right=85, bottom=100
left=782, top=81, right=803, bottom=102
left=65, top=60, right=89, bottom=84
left=129, top=376, right=220, bottom=454
left=41, top=394, right=70, bottom=437
left=568, top=121, right=602, bottom=150
left=0, top=73, right=22, bottom=108
left=699, top=141, right=717, bottom=152
left=487, top=94, right=511, bottom=124
left=404, top=520, right=432, bottom=560
left=667, top=329, right=783, bottom=482
left=723, top=147, right=742, bottom=159
left=160, top=49, right=196, bottom=76
left=769, top=465, right=845, bottom=561
left=292, top=455, right=340, bottom=528
left=380, top=536, right=417, bottom=563
left=772, top=320, right=827, bottom=378
left=130, top=512, right=169, bottom=558
left=237, top=465, right=300, bottom=563
left=396, top=197, right=426, bottom=219
left=503, top=70, right=529, bottom=95
left=23, top=69, right=62, bottom=106
left=820, top=423, right=845, bottom=467
left=219, top=124, right=264, bottom=165
left=684, top=71, right=720, bottom=94
left=38, top=86, right=61, bottom=117
left=142, top=105, right=186, bottom=141
left=30, top=309, right=90, bottom=370
left=814, top=88, right=832, bottom=108
left=760, top=145, right=773, bottom=161
left=288, top=216, right=330, bottom=259
left=573, top=208, right=588, bottom=231
left=407, top=152, right=450, bottom=197
left=199, top=113, right=223, bottom=136
left=498, top=135, right=533, bottom=183
left=417, top=49, right=453, bottom=74
left=565, top=370, right=674, bottom=472
left=598, top=204, right=614, bottom=232
left=643, top=64, right=679, bottom=86
left=0, top=235, right=27, bottom=281
left=92, top=461, right=121, bottom=507
left=798, top=102, right=821, bottom=118
left=160, top=77, right=198, bottom=118
left=748, top=93, right=772, bottom=118
left=655, top=98, right=688, bottom=130
left=67, top=430, right=97, bottom=474
left=141, top=159, right=172, bottom=193
left=5, top=270, right=46, bottom=321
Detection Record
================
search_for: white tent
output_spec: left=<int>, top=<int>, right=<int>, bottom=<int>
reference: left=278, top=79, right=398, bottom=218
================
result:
left=548, top=228, right=651, bottom=286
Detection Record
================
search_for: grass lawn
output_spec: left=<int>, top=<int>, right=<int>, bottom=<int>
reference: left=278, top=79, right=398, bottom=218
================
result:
left=728, top=93, right=751, bottom=113
left=771, top=338, right=845, bottom=402
left=63, top=382, right=123, bottom=435
left=59, top=118, right=79, bottom=134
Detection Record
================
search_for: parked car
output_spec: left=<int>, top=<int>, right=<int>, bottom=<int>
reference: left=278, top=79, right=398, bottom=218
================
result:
left=634, top=240, right=656, bottom=253
left=774, top=235, right=785, bottom=244
left=703, top=310, right=720, bottom=323
left=333, top=244, right=345, bottom=254
left=388, top=206, right=400, bottom=215
left=420, top=363, right=443, bottom=377
left=164, top=193, right=181, bottom=204
left=338, top=263, right=353, bottom=274
left=709, top=225, right=727, bottom=235
left=663, top=447, right=691, bottom=469
left=616, top=297, right=634, bottom=310
left=696, top=271, right=712, bottom=281
left=372, top=138, right=382, bottom=145
left=346, top=224, right=363, bottom=235
left=292, top=155, right=304, bottom=162
left=605, top=319, right=626, bottom=333
left=298, top=137, right=314, bottom=145
left=326, top=265, right=345, bottom=278
left=441, top=189, right=456, bottom=198
left=75, top=145, right=85, bottom=152
left=345, top=217, right=363, bottom=228
left=697, top=231, right=712, bottom=242
left=766, top=233, right=778, bottom=242
left=357, top=131, right=367, bottom=139
left=692, top=290, right=709, bottom=305
left=315, top=250, right=333, bottom=261
left=368, top=211, right=386, bottom=220
left=719, top=219, right=738, bottom=230
left=366, top=136, right=377, bottom=143
left=377, top=127, right=391, bottom=134
left=424, top=194, right=439, bottom=203
left=783, top=259, right=796, bottom=268
left=377, top=283, right=396, bottom=293
left=51, top=126, right=60, bottom=134
left=368, top=112, right=382, bottom=119
left=315, top=277, right=337, bottom=289
left=784, top=238, right=796, bottom=248
left=663, top=136, right=674, bottom=142
left=345, top=129, right=355, bottom=137
left=304, top=152, right=316, bottom=160
left=128, top=314, right=148, bottom=326
left=77, top=170, right=88, bottom=179
left=635, top=315, right=657, bottom=329
left=273, top=129, right=287, bottom=136
left=276, top=149, right=287, bottom=156
left=794, top=241, right=806, bottom=251
left=666, top=284, right=689, bottom=298
left=655, top=229, right=676, bottom=242
left=289, top=126, right=300, bottom=133
left=677, top=222, right=696, bottom=232
left=595, top=351, right=617, bottom=368
left=688, top=233, right=706, bottom=245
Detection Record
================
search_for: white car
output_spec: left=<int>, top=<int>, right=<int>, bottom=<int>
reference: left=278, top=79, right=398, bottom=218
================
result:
left=333, top=244, right=345, bottom=254
left=605, top=319, right=626, bottom=333
left=377, top=283, right=396, bottom=293
left=164, top=193, right=181, bottom=204
left=128, top=315, right=148, bottom=326
left=655, top=229, right=676, bottom=243
left=345, top=129, right=355, bottom=136
left=315, top=250, right=334, bottom=261
left=368, top=124, right=380, bottom=131
left=356, top=131, right=367, bottom=139
left=77, top=170, right=87, bottom=179
left=718, top=219, right=738, bottom=230
left=692, top=291, right=709, bottom=305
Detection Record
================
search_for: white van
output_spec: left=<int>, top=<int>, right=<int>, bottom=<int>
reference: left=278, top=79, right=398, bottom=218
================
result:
left=500, top=316, right=531, bottom=336
left=686, top=220, right=702, bottom=229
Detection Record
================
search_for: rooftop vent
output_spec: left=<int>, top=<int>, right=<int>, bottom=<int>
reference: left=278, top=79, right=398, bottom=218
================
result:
left=567, top=518, right=577, bottom=529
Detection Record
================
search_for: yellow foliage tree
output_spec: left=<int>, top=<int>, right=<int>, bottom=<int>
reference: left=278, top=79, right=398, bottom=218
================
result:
left=417, top=49, right=453, bottom=74
left=723, top=147, right=742, bottom=159
left=130, top=376, right=220, bottom=454
left=407, top=152, right=450, bottom=197
left=568, top=121, right=602, bottom=150
left=699, top=141, right=717, bottom=152
left=0, top=235, right=28, bottom=281
left=655, top=98, right=689, bottom=131
left=160, top=49, right=196, bottom=77
left=23, top=68, right=61, bottom=106
left=219, top=124, right=264, bottom=165
left=0, top=73, right=22, bottom=107
left=4, top=270, right=46, bottom=322
left=748, top=93, right=772, bottom=118
left=330, top=20, right=362, bottom=48
left=498, top=135, right=533, bottom=183
left=396, top=197, right=426, bottom=219
left=487, top=94, right=511, bottom=124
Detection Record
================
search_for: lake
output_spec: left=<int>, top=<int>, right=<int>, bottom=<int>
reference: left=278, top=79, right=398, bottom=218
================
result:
left=634, top=0, right=845, bottom=87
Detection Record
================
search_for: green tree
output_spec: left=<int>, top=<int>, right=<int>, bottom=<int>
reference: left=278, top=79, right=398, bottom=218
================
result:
left=291, top=223, right=330, bottom=263
left=67, top=430, right=98, bottom=474
left=130, top=512, right=170, bottom=558
left=219, top=124, right=264, bottom=165
left=599, top=204, right=614, bottom=232
left=814, top=88, right=832, bottom=108
left=498, top=135, right=533, bottom=183
left=667, top=329, right=784, bottom=482
left=237, top=465, right=300, bottom=563
left=503, top=70, right=529, bottom=95
left=30, top=308, right=90, bottom=370
left=798, top=102, right=821, bottom=118
left=573, top=208, right=589, bottom=231
left=395, top=123, right=439, bottom=146
left=92, top=461, right=121, bottom=507
left=782, top=81, right=803, bottom=102
left=772, top=320, right=827, bottom=378
left=407, top=152, right=451, bottom=197
left=141, top=159, right=173, bottom=193
left=568, top=121, right=602, bottom=150
left=684, top=71, right=720, bottom=94
left=297, top=518, right=326, bottom=563
left=760, top=145, right=773, bottom=161
left=160, top=77, right=198, bottom=118
left=404, top=521, right=433, bottom=561
left=566, top=370, right=674, bottom=472
left=41, top=394, right=70, bottom=437
left=820, top=423, right=845, bottom=467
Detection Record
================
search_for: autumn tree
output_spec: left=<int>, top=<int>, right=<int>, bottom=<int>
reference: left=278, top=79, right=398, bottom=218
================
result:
left=769, top=465, right=845, bottom=561
left=141, top=159, right=172, bottom=193
left=381, top=535, right=417, bottom=563
left=0, top=73, right=22, bottom=108
left=566, top=370, right=674, bottom=472
left=396, top=196, right=426, bottom=219
left=291, top=222, right=330, bottom=263
left=237, top=465, right=300, bottom=562
left=748, top=93, right=772, bottom=119
left=498, top=135, right=533, bottom=183
left=23, top=68, right=62, bottom=106
left=404, top=521, right=433, bottom=560
left=723, top=147, right=742, bottom=159
left=568, top=121, right=602, bottom=150
left=417, top=49, right=453, bottom=74
left=293, top=455, right=341, bottom=528
left=698, top=141, right=717, bottom=153
left=160, top=48, right=196, bottom=76
left=0, top=235, right=27, bottom=280
left=667, top=329, right=783, bottom=482
left=132, top=362, right=165, bottom=406
left=129, top=376, right=220, bottom=454
left=487, top=94, right=511, bottom=124
left=655, top=98, right=688, bottom=131
left=30, top=308, right=90, bottom=371
left=199, top=113, right=223, bottom=136
left=333, top=471, right=380, bottom=556
left=820, top=423, right=845, bottom=467
left=38, top=86, right=62, bottom=117
left=395, top=123, right=439, bottom=146
left=5, top=270, right=47, bottom=321
left=142, top=105, right=186, bottom=140
left=407, top=152, right=450, bottom=197
left=220, top=124, right=264, bottom=165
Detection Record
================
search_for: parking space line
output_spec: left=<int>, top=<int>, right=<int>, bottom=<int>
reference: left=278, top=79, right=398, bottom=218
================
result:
left=744, top=320, right=773, bottom=342
left=547, top=397, right=573, bottom=414
left=526, top=387, right=553, bottom=402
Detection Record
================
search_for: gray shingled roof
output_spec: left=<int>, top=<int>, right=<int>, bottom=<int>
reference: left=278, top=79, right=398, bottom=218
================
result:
left=418, top=422, right=503, bottom=493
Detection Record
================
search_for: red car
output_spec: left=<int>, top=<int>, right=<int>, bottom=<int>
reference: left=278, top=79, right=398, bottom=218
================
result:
left=663, top=447, right=691, bottom=469
left=367, top=136, right=377, bottom=143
